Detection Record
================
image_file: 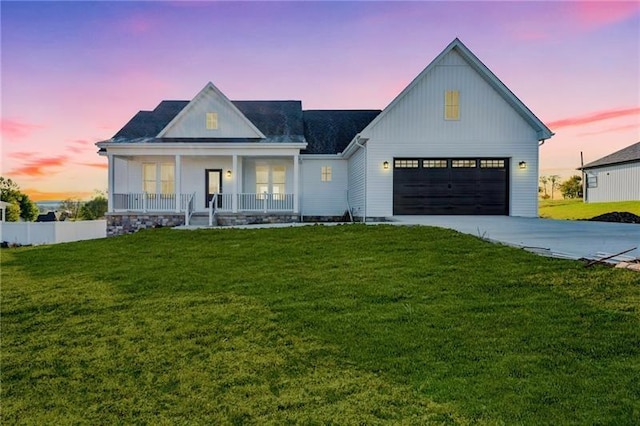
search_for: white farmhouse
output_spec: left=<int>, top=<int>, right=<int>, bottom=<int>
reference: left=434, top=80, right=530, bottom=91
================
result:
left=97, top=38, right=554, bottom=235
left=581, top=142, right=640, bottom=203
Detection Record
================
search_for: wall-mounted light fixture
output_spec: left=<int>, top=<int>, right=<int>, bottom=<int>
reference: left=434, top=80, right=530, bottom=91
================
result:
left=519, top=161, right=527, bottom=170
left=383, top=161, right=389, bottom=170
left=226, top=170, right=232, bottom=178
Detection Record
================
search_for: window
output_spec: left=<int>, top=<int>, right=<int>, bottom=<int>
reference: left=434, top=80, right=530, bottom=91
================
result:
left=394, top=159, right=419, bottom=168
left=480, top=159, right=505, bottom=168
left=256, top=165, right=286, bottom=198
left=452, top=160, right=477, bottom=168
left=160, top=163, right=175, bottom=194
left=587, top=174, right=598, bottom=188
left=321, top=166, right=332, bottom=182
left=143, top=163, right=175, bottom=194
left=423, top=160, right=447, bottom=168
left=445, top=90, right=460, bottom=120
left=256, top=165, right=269, bottom=196
left=272, top=166, right=286, bottom=199
left=143, top=163, right=157, bottom=193
left=206, top=112, right=218, bottom=129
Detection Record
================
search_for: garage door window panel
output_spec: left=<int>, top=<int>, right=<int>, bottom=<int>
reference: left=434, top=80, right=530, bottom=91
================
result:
left=480, top=160, right=505, bottom=168
left=423, top=160, right=448, bottom=168
left=452, top=160, right=477, bottom=168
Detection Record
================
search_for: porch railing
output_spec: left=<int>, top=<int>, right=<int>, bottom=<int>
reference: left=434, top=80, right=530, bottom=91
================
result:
left=113, top=193, right=195, bottom=213
left=114, top=192, right=294, bottom=215
left=234, top=193, right=294, bottom=212
left=184, top=193, right=195, bottom=226
left=209, top=192, right=294, bottom=221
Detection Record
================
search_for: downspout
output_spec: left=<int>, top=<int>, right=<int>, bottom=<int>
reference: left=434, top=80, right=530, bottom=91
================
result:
left=355, top=136, right=367, bottom=223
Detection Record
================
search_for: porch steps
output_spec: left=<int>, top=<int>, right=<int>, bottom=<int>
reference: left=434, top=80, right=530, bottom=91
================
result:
left=188, top=214, right=213, bottom=227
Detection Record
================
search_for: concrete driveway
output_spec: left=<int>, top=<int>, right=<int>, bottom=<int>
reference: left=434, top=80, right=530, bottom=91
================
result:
left=391, top=216, right=640, bottom=261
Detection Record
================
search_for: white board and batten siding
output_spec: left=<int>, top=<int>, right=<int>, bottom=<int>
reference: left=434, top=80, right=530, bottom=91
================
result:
left=159, top=83, right=263, bottom=139
left=347, top=147, right=366, bottom=218
left=360, top=49, right=541, bottom=218
left=300, top=157, right=349, bottom=216
left=585, top=162, right=640, bottom=203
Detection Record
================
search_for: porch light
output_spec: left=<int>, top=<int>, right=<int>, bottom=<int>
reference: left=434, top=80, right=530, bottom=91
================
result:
left=383, top=161, right=389, bottom=170
left=519, top=161, right=527, bottom=170
left=226, top=170, right=232, bottom=178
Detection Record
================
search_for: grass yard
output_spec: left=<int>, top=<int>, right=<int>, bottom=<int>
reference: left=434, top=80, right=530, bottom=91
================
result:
left=2, top=225, right=640, bottom=424
left=539, top=198, right=640, bottom=220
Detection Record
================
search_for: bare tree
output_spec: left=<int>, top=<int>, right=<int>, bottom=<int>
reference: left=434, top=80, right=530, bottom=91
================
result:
left=539, top=176, right=549, bottom=198
left=549, top=175, right=561, bottom=200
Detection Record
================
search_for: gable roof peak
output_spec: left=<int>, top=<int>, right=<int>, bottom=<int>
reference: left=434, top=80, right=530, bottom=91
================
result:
left=358, top=38, right=554, bottom=141
left=157, top=81, right=266, bottom=138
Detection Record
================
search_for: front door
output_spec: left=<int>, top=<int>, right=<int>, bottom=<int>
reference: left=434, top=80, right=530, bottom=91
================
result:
left=205, top=169, right=222, bottom=208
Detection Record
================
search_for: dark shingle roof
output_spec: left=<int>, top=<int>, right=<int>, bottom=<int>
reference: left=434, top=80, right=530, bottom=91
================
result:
left=113, top=101, right=189, bottom=139
left=232, top=101, right=304, bottom=142
left=582, top=142, right=640, bottom=169
left=302, top=110, right=381, bottom=154
left=113, top=101, right=188, bottom=139
left=110, top=99, right=380, bottom=154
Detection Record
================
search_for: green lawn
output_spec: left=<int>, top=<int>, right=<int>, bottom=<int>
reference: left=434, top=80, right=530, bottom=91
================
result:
left=539, top=199, right=640, bottom=220
left=3, top=225, right=639, bottom=424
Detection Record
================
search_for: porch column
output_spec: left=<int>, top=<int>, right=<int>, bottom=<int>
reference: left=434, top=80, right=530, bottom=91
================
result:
left=108, top=153, right=114, bottom=212
left=232, top=154, right=238, bottom=213
left=175, top=154, right=181, bottom=212
left=293, top=154, right=299, bottom=213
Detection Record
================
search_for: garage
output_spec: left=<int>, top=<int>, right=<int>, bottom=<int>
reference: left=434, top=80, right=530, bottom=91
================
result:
left=393, top=158, right=509, bottom=215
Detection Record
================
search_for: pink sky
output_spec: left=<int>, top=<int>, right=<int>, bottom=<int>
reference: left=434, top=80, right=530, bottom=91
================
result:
left=1, top=1, right=639, bottom=200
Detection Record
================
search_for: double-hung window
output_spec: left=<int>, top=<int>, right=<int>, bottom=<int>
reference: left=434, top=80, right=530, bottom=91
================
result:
left=143, top=163, right=175, bottom=194
left=255, top=165, right=286, bottom=199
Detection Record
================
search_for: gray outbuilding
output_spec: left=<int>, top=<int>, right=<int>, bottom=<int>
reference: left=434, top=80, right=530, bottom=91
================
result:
left=581, top=142, right=640, bottom=203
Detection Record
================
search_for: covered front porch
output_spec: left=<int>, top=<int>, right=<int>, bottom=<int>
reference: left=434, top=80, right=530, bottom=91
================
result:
left=107, top=151, right=301, bottom=218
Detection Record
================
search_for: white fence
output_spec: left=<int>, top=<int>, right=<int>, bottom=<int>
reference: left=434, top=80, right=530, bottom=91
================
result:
left=1, top=220, right=106, bottom=246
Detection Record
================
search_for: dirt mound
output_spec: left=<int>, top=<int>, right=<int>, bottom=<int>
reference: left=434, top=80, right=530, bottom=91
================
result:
left=588, top=212, right=640, bottom=224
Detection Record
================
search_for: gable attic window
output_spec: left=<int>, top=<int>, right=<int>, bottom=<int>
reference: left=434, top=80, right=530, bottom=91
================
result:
left=445, top=90, right=460, bottom=120
left=321, top=166, right=332, bottom=182
left=206, top=112, right=218, bottom=129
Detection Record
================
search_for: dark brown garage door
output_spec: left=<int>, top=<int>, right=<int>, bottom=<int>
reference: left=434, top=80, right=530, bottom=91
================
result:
left=393, top=158, right=509, bottom=215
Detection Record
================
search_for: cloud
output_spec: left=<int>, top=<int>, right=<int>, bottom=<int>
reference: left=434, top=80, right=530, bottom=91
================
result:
left=572, top=1, right=640, bottom=29
left=66, top=139, right=93, bottom=154
left=22, top=188, right=94, bottom=202
left=578, top=123, right=639, bottom=137
left=7, top=155, right=69, bottom=177
left=0, top=118, right=44, bottom=140
left=80, top=162, right=108, bottom=170
left=548, top=107, right=640, bottom=130
left=115, top=12, right=163, bottom=36
left=7, top=151, right=35, bottom=160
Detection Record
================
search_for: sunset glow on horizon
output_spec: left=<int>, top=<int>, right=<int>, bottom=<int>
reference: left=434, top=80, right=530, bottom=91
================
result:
left=2, top=1, right=639, bottom=201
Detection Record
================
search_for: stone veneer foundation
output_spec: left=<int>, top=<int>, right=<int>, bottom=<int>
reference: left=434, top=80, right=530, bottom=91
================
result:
left=106, top=213, right=384, bottom=236
left=214, top=213, right=300, bottom=226
left=107, top=213, right=185, bottom=236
